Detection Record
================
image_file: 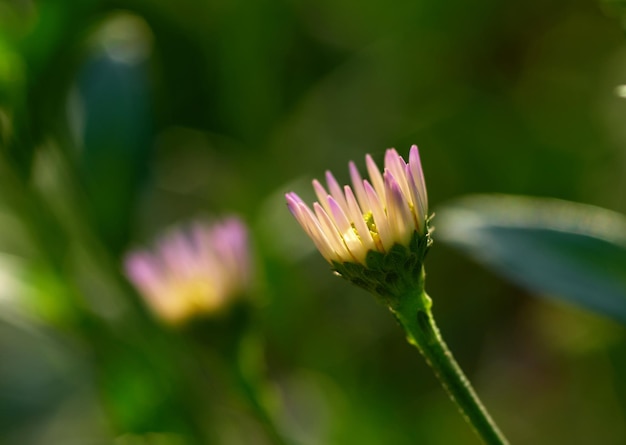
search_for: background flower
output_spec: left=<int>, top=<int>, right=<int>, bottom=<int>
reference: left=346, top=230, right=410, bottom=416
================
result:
left=125, top=217, right=251, bottom=324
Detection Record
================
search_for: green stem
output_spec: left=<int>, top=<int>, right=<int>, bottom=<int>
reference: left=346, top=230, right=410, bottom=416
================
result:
left=188, top=310, right=291, bottom=445
left=391, top=290, right=509, bottom=445
left=219, top=310, right=291, bottom=445
left=231, top=357, right=291, bottom=445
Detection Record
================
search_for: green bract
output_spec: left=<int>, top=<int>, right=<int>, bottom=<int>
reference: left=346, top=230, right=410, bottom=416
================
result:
left=332, top=229, right=432, bottom=306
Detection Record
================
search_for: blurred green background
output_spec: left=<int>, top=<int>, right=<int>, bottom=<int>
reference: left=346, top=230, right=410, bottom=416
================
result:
left=1, top=0, right=626, bottom=444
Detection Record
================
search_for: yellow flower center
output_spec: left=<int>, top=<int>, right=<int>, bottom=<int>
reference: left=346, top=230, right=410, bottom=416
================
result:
left=176, top=278, right=220, bottom=314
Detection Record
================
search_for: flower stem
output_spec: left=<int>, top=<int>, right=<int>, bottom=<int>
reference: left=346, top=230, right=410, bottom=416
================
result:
left=390, top=290, right=509, bottom=445
left=231, top=359, right=291, bottom=445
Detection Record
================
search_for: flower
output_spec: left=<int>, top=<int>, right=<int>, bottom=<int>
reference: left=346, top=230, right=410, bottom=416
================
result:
left=286, top=145, right=429, bottom=266
left=124, top=217, right=251, bottom=324
left=286, top=145, right=432, bottom=300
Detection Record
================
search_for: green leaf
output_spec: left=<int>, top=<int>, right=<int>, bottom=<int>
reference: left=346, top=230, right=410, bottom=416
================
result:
left=436, top=194, right=626, bottom=323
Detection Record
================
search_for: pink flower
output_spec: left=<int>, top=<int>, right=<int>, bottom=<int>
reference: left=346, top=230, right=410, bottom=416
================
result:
left=124, top=217, right=251, bottom=324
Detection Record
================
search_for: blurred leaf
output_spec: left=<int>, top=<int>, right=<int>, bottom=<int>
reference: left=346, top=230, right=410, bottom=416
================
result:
left=76, top=13, right=154, bottom=252
left=436, top=195, right=626, bottom=323
left=5, top=0, right=103, bottom=175
left=0, top=319, right=89, bottom=438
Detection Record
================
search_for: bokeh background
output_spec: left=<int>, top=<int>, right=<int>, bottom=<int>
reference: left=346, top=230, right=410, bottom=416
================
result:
left=1, top=0, right=626, bottom=444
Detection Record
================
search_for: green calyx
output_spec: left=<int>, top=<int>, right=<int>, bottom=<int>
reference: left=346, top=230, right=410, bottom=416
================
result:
left=331, top=230, right=432, bottom=307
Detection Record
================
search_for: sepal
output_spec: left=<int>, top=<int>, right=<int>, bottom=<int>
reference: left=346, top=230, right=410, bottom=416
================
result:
left=331, top=230, right=432, bottom=306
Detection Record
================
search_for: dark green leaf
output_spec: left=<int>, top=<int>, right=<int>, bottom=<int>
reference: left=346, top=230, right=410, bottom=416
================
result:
left=436, top=195, right=626, bottom=323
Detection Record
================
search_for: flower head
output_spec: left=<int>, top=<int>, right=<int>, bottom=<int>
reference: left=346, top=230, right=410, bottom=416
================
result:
left=124, top=217, right=251, bottom=325
left=286, top=145, right=432, bottom=299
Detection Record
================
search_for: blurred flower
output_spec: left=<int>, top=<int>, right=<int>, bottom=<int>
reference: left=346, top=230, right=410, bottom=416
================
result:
left=286, top=145, right=429, bottom=266
left=124, top=217, right=251, bottom=324
left=286, top=145, right=432, bottom=299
